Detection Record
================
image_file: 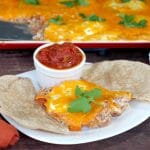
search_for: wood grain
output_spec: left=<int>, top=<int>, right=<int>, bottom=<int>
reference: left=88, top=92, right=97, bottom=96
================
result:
left=0, top=49, right=149, bottom=150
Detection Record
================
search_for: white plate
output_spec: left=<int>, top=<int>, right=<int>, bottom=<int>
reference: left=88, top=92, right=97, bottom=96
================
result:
left=2, top=70, right=150, bottom=145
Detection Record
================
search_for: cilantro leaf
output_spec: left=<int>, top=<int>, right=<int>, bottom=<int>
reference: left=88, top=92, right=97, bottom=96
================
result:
left=84, top=88, right=102, bottom=100
left=121, top=0, right=130, bottom=2
left=60, top=1, right=75, bottom=8
left=60, top=0, right=89, bottom=8
left=49, top=16, right=64, bottom=25
left=25, top=0, right=39, bottom=5
left=79, top=13, right=87, bottom=19
left=76, top=0, right=89, bottom=6
left=75, top=86, right=84, bottom=97
left=79, top=13, right=105, bottom=22
left=137, top=19, right=147, bottom=27
left=119, top=14, right=147, bottom=28
left=68, top=86, right=102, bottom=113
left=68, top=97, right=91, bottom=113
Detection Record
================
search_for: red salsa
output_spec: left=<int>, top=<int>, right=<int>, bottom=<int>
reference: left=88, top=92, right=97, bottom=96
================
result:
left=36, top=43, right=83, bottom=69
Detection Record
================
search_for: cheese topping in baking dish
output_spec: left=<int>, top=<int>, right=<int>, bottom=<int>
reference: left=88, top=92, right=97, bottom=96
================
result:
left=0, top=0, right=150, bottom=41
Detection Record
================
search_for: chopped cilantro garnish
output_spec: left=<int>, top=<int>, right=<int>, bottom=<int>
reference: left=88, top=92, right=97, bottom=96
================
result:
left=60, top=0, right=89, bottom=8
left=49, top=16, right=64, bottom=25
left=60, top=1, right=75, bottom=8
left=79, top=13, right=106, bottom=22
left=68, top=86, right=102, bottom=113
left=76, top=0, right=89, bottom=6
left=121, top=0, right=131, bottom=2
left=25, top=0, right=39, bottom=5
left=119, top=14, right=147, bottom=28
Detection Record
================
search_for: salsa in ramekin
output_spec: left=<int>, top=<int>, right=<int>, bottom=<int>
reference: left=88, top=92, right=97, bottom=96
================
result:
left=33, top=42, right=86, bottom=88
left=36, top=43, right=83, bottom=70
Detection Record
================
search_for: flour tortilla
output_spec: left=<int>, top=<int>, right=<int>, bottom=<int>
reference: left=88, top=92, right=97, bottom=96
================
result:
left=82, top=60, right=150, bottom=102
left=0, top=75, right=69, bottom=134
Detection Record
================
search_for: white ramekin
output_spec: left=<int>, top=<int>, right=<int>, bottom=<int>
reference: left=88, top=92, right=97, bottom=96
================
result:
left=33, top=43, right=86, bottom=88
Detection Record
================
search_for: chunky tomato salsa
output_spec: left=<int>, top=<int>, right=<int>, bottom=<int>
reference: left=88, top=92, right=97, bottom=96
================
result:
left=37, top=43, right=83, bottom=70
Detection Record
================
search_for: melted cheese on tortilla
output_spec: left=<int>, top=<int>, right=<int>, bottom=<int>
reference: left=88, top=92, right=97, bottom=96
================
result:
left=36, top=80, right=131, bottom=131
left=0, top=0, right=149, bottom=41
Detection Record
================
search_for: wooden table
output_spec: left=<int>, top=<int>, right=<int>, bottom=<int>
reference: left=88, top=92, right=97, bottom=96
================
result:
left=0, top=49, right=150, bottom=150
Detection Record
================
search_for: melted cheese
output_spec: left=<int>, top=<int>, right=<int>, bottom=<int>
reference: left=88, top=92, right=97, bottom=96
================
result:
left=44, top=21, right=107, bottom=41
left=0, top=0, right=150, bottom=41
left=36, top=80, right=131, bottom=131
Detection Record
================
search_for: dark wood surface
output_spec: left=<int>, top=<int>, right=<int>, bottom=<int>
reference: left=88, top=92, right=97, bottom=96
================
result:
left=0, top=49, right=150, bottom=150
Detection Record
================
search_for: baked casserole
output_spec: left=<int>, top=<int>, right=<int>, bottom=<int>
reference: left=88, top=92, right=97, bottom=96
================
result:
left=0, top=0, right=149, bottom=42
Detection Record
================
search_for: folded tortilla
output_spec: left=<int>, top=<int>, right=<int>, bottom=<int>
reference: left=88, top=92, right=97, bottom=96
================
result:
left=82, top=60, right=150, bottom=102
left=0, top=75, right=69, bottom=134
